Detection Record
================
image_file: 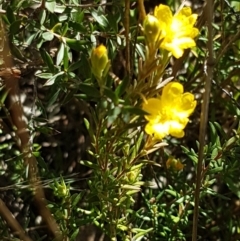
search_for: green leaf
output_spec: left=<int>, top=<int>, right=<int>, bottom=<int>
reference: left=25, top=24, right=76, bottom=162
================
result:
left=108, top=10, right=121, bottom=33
left=91, top=10, right=109, bottom=27
left=209, top=122, right=218, bottom=144
left=40, top=50, right=55, bottom=73
left=123, top=106, right=148, bottom=116
left=68, top=60, right=81, bottom=72
left=165, top=189, right=177, bottom=197
left=115, top=76, right=129, bottom=97
left=44, top=71, right=64, bottom=86
left=42, top=31, right=54, bottom=41
left=71, top=11, right=84, bottom=24
left=83, top=119, right=96, bottom=143
left=45, top=0, right=56, bottom=13
left=6, top=6, right=15, bottom=24
left=211, top=147, right=220, bottom=160
left=65, top=38, right=88, bottom=51
left=16, top=0, right=30, bottom=9
left=33, top=151, right=40, bottom=157
left=36, top=72, right=53, bottom=79
left=132, top=228, right=153, bottom=241
left=36, top=156, right=49, bottom=170
left=10, top=20, right=22, bottom=34
left=130, top=131, right=144, bottom=160
left=68, top=21, right=86, bottom=32
left=54, top=5, right=66, bottom=13
left=1, top=15, right=10, bottom=25
left=225, top=176, right=240, bottom=198
left=56, top=42, right=65, bottom=66
left=47, top=88, right=61, bottom=107
left=0, top=90, right=8, bottom=105
left=51, top=23, right=62, bottom=33
left=70, top=229, right=79, bottom=241
left=11, top=44, right=25, bottom=61
left=176, top=195, right=191, bottom=204
left=83, top=118, right=90, bottom=131
left=223, top=135, right=238, bottom=149
left=63, top=45, right=69, bottom=70
left=79, top=160, right=98, bottom=169
left=61, top=22, right=68, bottom=36
left=78, top=83, right=100, bottom=98
left=103, top=87, right=118, bottom=104
left=208, top=166, right=223, bottom=174
left=181, top=146, right=198, bottom=164
left=26, top=33, right=37, bottom=46
left=39, top=9, right=47, bottom=25
left=107, top=106, right=121, bottom=126
left=71, top=193, right=83, bottom=207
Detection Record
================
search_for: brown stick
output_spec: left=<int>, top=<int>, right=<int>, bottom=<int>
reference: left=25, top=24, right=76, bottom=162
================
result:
left=0, top=19, right=63, bottom=240
left=137, top=0, right=146, bottom=22
left=0, top=199, right=33, bottom=241
left=124, top=0, right=131, bottom=77
left=192, top=1, right=214, bottom=240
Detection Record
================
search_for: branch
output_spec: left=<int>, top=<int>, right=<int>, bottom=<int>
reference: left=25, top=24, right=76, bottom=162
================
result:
left=0, top=199, right=33, bottom=241
left=192, top=1, right=214, bottom=240
left=124, top=0, right=131, bottom=77
left=0, top=19, right=63, bottom=240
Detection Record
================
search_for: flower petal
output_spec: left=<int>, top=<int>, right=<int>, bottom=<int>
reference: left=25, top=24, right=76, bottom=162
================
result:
left=154, top=4, right=172, bottom=27
left=142, top=98, right=162, bottom=120
left=162, top=37, right=196, bottom=58
left=188, top=14, right=198, bottom=26
left=180, top=93, right=197, bottom=115
left=162, top=82, right=183, bottom=99
left=177, top=7, right=193, bottom=18
left=145, top=121, right=170, bottom=140
left=168, top=120, right=186, bottom=138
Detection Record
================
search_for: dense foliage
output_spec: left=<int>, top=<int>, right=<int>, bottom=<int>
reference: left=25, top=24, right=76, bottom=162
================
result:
left=0, top=0, right=240, bottom=241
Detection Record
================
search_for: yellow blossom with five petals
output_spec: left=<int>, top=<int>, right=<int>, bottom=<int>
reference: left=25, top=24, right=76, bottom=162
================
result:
left=155, top=4, right=199, bottom=58
left=143, top=4, right=199, bottom=58
left=142, top=82, right=196, bottom=140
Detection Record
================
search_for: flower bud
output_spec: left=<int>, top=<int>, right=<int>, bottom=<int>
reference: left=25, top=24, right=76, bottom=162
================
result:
left=166, top=157, right=184, bottom=171
left=51, top=178, right=70, bottom=198
left=143, top=14, right=162, bottom=44
left=91, top=44, right=108, bottom=79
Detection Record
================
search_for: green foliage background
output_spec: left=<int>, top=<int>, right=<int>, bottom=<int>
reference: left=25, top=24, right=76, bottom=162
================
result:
left=0, top=0, right=240, bottom=241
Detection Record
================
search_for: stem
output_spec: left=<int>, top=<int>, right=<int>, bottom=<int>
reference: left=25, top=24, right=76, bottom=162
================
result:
left=124, top=0, right=130, bottom=77
left=137, top=0, right=146, bottom=22
left=0, top=18, right=62, bottom=240
left=0, top=199, right=33, bottom=241
left=192, top=1, right=214, bottom=240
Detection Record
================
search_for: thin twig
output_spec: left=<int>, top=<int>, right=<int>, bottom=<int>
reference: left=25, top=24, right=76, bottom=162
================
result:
left=0, top=18, right=63, bottom=240
left=64, top=2, right=115, bottom=8
left=0, top=199, right=33, bottom=241
left=192, top=1, right=214, bottom=240
left=124, top=0, right=130, bottom=77
left=137, top=0, right=146, bottom=22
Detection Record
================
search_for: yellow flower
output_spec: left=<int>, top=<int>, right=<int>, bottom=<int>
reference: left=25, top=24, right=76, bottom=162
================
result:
left=152, top=4, right=199, bottom=58
left=91, top=44, right=108, bottom=79
left=166, top=157, right=184, bottom=171
left=142, top=82, right=196, bottom=140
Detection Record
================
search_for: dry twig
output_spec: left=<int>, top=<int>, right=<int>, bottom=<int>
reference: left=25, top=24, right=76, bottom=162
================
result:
left=192, top=1, right=215, bottom=240
left=0, top=18, right=63, bottom=240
